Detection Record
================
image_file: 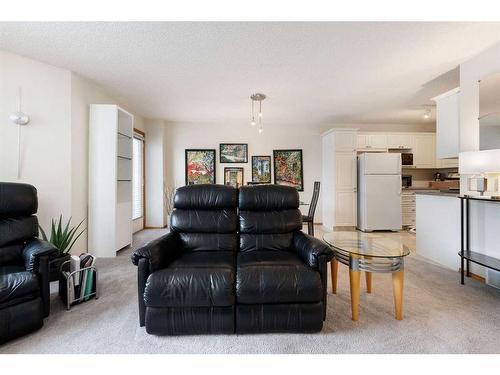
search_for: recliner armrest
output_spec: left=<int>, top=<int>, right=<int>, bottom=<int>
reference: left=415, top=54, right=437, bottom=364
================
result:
left=22, top=239, right=59, bottom=272
left=293, top=231, right=334, bottom=269
left=131, top=232, right=182, bottom=272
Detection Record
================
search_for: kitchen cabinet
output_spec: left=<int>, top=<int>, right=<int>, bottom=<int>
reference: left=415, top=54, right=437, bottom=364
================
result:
left=387, top=133, right=414, bottom=149
left=357, top=134, right=387, bottom=150
left=335, top=130, right=357, bottom=151
left=322, top=129, right=358, bottom=229
left=335, top=191, right=357, bottom=226
left=432, top=88, right=460, bottom=159
left=401, top=191, right=416, bottom=227
left=414, top=134, right=436, bottom=168
left=436, top=157, right=459, bottom=168
left=335, top=152, right=357, bottom=190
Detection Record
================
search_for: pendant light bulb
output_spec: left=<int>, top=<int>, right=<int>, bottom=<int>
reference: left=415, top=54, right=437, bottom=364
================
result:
left=258, top=127, right=263, bottom=134
left=251, top=118, right=256, bottom=127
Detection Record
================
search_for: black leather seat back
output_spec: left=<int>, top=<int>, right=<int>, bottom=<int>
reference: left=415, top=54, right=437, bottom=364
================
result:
left=170, top=184, right=238, bottom=251
left=0, top=183, right=38, bottom=266
left=238, top=185, right=302, bottom=252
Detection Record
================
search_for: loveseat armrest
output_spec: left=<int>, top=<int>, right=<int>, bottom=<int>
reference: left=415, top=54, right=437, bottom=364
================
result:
left=131, top=232, right=182, bottom=273
left=22, top=239, right=59, bottom=273
left=293, top=231, right=334, bottom=269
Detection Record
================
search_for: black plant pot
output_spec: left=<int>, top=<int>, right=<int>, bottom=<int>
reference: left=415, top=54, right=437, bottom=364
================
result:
left=49, top=254, right=71, bottom=282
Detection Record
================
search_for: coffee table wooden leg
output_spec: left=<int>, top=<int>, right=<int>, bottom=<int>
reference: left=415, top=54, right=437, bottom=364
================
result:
left=349, top=269, right=361, bottom=321
left=330, top=259, right=338, bottom=294
left=365, top=272, right=372, bottom=294
left=392, top=270, right=404, bottom=320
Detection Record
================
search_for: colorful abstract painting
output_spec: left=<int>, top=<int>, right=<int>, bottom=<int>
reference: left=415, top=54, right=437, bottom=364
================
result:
left=273, top=149, right=304, bottom=191
left=220, top=143, right=248, bottom=163
left=224, top=167, right=244, bottom=188
left=251, top=155, right=271, bottom=183
left=185, top=149, right=216, bottom=185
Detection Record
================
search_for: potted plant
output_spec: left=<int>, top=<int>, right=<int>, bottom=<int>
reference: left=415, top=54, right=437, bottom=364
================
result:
left=39, top=215, right=86, bottom=281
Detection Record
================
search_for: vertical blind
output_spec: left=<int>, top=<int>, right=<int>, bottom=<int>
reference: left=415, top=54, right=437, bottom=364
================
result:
left=132, top=132, right=144, bottom=220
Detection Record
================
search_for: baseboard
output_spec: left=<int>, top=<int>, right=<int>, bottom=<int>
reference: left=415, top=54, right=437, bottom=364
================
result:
left=144, top=225, right=168, bottom=229
left=459, top=269, right=485, bottom=283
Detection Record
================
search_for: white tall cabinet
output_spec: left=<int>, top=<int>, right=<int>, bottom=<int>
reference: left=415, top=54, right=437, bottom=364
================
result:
left=432, top=88, right=460, bottom=159
left=322, top=129, right=358, bottom=229
left=89, top=105, right=134, bottom=257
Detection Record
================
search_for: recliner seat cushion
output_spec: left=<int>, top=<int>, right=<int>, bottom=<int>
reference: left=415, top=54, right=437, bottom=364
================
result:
left=236, top=251, right=322, bottom=304
left=0, top=268, right=40, bottom=303
left=143, top=251, right=235, bottom=308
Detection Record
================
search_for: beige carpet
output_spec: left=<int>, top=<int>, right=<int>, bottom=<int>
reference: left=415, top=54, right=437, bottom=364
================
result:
left=1, top=228, right=499, bottom=354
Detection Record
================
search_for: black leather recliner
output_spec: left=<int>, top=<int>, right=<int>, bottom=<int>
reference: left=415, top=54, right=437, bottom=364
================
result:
left=0, top=182, right=58, bottom=343
left=132, top=184, right=238, bottom=335
left=236, top=185, right=332, bottom=333
left=132, top=184, right=333, bottom=335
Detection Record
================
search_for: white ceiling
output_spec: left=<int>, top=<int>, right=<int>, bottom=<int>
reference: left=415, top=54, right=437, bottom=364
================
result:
left=2, top=22, right=500, bottom=129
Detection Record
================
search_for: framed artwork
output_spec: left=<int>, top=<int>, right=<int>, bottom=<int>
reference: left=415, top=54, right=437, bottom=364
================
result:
left=224, top=167, right=244, bottom=188
left=273, top=149, right=304, bottom=191
left=219, top=143, right=248, bottom=163
left=251, top=155, right=272, bottom=183
left=185, top=149, right=216, bottom=185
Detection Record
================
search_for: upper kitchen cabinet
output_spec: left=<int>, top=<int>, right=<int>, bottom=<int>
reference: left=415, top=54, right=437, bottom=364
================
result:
left=479, top=73, right=500, bottom=151
left=387, top=133, right=414, bottom=149
left=414, top=134, right=436, bottom=168
left=432, top=88, right=460, bottom=159
left=357, top=133, right=388, bottom=150
left=334, top=129, right=358, bottom=151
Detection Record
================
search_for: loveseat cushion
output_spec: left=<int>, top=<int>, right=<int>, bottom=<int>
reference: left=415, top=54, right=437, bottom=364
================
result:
left=236, top=250, right=322, bottom=304
left=143, top=251, right=235, bottom=308
left=0, top=267, right=40, bottom=303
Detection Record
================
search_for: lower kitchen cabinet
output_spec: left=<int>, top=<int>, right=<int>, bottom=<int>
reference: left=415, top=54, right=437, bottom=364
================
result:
left=335, top=191, right=357, bottom=226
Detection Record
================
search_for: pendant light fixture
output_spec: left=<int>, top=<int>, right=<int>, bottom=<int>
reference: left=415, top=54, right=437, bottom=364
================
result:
left=250, top=93, right=266, bottom=134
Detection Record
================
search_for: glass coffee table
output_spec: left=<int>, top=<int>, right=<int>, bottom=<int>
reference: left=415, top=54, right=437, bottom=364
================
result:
left=323, top=231, right=410, bottom=321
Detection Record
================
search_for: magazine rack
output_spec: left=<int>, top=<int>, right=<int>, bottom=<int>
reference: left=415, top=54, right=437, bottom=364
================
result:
left=59, top=256, right=99, bottom=310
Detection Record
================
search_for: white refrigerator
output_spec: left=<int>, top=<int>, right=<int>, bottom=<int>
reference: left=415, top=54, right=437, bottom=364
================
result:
left=357, top=153, right=402, bottom=232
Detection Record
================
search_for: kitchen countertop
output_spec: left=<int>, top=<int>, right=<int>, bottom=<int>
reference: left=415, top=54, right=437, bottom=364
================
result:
left=414, top=190, right=460, bottom=197
left=402, top=187, right=439, bottom=191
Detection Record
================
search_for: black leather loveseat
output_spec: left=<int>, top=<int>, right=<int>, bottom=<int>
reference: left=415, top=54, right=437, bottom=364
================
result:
left=0, top=182, right=58, bottom=343
left=132, top=184, right=333, bottom=334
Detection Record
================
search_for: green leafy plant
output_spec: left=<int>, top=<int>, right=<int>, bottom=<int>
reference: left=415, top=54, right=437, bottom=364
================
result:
left=39, top=215, right=86, bottom=257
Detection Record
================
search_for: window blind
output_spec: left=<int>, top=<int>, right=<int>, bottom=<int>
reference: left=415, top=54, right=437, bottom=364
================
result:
left=132, top=133, right=144, bottom=220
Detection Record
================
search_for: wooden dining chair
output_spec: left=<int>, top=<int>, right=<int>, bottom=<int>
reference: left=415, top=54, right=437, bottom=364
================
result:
left=302, top=181, right=320, bottom=236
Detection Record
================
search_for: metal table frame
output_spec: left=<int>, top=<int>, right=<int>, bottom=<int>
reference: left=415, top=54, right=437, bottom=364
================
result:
left=329, top=244, right=407, bottom=321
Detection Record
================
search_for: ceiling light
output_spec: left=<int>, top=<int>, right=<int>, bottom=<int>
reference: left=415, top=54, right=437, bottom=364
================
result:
left=423, top=108, right=431, bottom=120
left=250, top=93, right=266, bottom=133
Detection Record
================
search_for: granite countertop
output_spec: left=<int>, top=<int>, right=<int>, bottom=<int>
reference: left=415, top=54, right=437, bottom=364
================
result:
left=414, top=190, right=460, bottom=197
left=402, top=187, right=439, bottom=191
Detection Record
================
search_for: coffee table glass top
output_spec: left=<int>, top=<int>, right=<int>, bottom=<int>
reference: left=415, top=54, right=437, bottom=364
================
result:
left=323, top=231, right=410, bottom=258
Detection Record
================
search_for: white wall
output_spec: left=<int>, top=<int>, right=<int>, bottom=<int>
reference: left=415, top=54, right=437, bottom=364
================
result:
left=164, top=121, right=322, bottom=220
left=1, top=51, right=147, bottom=254
left=0, top=50, right=72, bottom=234
left=460, top=42, right=500, bottom=152
left=145, top=119, right=168, bottom=228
